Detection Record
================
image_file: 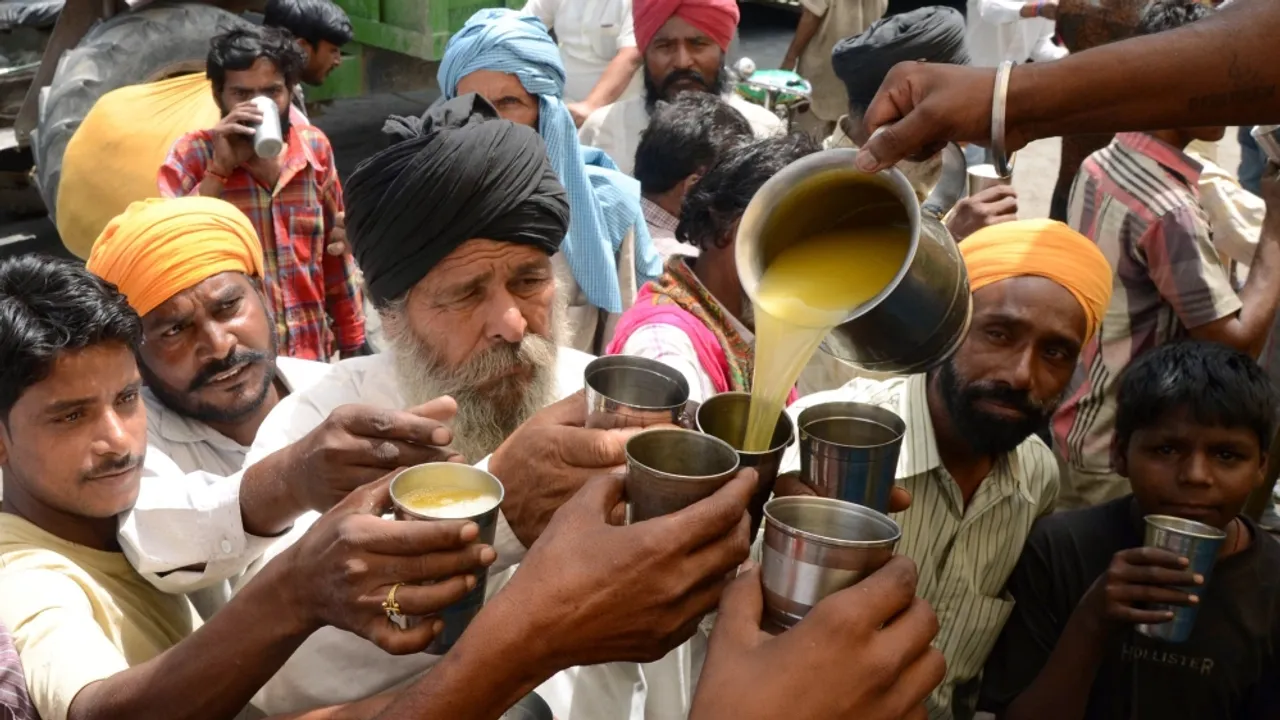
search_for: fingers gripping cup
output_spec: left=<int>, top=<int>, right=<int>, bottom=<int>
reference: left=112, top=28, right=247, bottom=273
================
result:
left=797, top=402, right=906, bottom=513
left=250, top=96, right=284, bottom=159
left=696, top=391, right=795, bottom=538
left=624, top=428, right=740, bottom=522
left=1137, top=515, right=1227, bottom=643
left=584, top=355, right=691, bottom=430
left=389, top=463, right=504, bottom=654
left=761, top=496, right=900, bottom=632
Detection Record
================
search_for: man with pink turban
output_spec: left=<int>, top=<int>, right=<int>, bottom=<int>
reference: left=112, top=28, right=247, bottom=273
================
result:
left=577, top=0, right=782, bottom=176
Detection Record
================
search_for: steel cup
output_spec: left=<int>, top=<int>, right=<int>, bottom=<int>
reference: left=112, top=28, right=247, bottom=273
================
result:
left=797, top=401, right=906, bottom=513
left=1251, top=125, right=1280, bottom=164
left=250, top=96, right=283, bottom=158
left=389, top=463, right=504, bottom=654
left=584, top=355, right=690, bottom=430
left=625, top=428, right=740, bottom=522
left=695, top=391, right=795, bottom=538
left=1136, top=514, right=1227, bottom=643
left=967, top=162, right=1012, bottom=195
left=761, top=496, right=901, bottom=631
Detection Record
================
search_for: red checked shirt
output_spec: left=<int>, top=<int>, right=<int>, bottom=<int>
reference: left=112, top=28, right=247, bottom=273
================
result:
left=158, top=125, right=365, bottom=361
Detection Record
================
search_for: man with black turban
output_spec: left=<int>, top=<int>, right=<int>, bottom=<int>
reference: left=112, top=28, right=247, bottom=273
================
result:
left=829, top=5, right=1019, bottom=243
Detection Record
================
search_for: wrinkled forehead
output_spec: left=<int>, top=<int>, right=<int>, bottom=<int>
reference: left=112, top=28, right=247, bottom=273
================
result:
left=411, top=239, right=554, bottom=296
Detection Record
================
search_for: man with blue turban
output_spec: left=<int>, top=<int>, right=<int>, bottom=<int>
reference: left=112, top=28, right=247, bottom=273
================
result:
left=440, top=9, right=661, bottom=355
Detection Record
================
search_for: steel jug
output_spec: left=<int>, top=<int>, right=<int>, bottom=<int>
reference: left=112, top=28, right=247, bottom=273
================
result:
left=735, top=148, right=971, bottom=375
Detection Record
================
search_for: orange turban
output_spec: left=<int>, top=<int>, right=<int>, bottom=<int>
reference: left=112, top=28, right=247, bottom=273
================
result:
left=87, top=197, right=264, bottom=317
left=960, top=219, right=1113, bottom=343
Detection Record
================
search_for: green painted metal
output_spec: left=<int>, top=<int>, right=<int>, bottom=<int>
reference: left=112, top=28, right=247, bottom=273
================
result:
left=334, top=0, right=524, bottom=61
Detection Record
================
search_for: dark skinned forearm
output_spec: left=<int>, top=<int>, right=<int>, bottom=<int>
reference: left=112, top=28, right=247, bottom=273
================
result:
left=1007, top=1, right=1280, bottom=148
left=1001, top=605, right=1110, bottom=720
left=781, top=8, right=822, bottom=70
left=68, top=559, right=314, bottom=720
left=239, top=444, right=309, bottom=537
left=372, top=593, right=556, bottom=720
left=581, top=47, right=642, bottom=112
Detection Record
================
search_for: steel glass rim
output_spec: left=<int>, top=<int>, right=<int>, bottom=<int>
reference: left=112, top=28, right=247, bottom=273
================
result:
left=763, top=496, right=901, bottom=549
left=695, top=391, right=795, bottom=457
left=389, top=462, right=505, bottom=521
left=1144, top=514, right=1227, bottom=540
left=584, top=355, right=691, bottom=411
left=625, top=428, right=741, bottom=479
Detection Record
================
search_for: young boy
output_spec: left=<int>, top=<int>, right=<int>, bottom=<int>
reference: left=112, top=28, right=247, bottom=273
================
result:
left=980, top=340, right=1280, bottom=719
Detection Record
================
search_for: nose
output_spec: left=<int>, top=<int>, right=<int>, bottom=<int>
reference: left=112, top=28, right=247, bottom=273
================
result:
left=94, top=407, right=134, bottom=458
left=672, top=43, right=695, bottom=69
left=485, top=292, right=528, bottom=345
left=1180, top=450, right=1214, bottom=487
left=998, top=346, right=1035, bottom=392
left=196, top=319, right=238, bottom=364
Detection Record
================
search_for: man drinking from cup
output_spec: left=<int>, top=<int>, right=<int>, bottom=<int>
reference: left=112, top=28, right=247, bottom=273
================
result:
left=159, top=26, right=366, bottom=362
left=777, top=219, right=1113, bottom=720
left=980, top=341, right=1280, bottom=719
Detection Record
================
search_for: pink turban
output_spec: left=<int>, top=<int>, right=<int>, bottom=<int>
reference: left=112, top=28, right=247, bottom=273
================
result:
left=634, top=0, right=739, bottom=52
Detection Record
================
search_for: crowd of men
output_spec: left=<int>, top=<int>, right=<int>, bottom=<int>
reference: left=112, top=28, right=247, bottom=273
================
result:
left=1, top=0, right=1280, bottom=718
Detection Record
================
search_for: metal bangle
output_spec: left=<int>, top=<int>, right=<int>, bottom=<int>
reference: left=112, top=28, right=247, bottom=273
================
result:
left=991, top=60, right=1015, bottom=178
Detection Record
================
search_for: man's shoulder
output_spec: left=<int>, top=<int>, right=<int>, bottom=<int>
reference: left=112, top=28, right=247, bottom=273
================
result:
left=1082, top=139, right=1205, bottom=224
left=167, top=129, right=215, bottom=159
left=726, top=93, right=784, bottom=135
left=275, top=356, right=337, bottom=397
left=554, top=347, right=596, bottom=400
left=295, top=124, right=334, bottom=153
left=1026, top=496, right=1132, bottom=552
left=581, top=98, right=640, bottom=144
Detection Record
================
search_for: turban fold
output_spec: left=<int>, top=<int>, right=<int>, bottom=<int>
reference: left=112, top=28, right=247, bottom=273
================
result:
left=832, top=6, right=969, bottom=110
left=87, top=197, right=263, bottom=317
left=439, top=8, right=661, bottom=313
left=344, top=93, right=570, bottom=307
left=961, top=219, right=1114, bottom=343
left=634, top=0, right=739, bottom=53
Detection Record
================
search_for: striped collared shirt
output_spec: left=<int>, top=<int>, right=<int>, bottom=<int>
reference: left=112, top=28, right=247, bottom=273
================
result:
left=640, top=196, right=696, bottom=260
left=782, top=374, right=1059, bottom=720
left=1053, top=133, right=1241, bottom=473
left=0, top=621, right=35, bottom=720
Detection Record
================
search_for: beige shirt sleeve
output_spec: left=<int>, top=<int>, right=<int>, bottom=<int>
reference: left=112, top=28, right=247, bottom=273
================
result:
left=1197, top=159, right=1265, bottom=268
left=0, top=570, right=128, bottom=720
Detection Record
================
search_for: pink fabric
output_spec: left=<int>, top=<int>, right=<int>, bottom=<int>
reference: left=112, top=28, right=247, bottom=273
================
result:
left=607, top=286, right=800, bottom=405
left=634, top=0, right=739, bottom=51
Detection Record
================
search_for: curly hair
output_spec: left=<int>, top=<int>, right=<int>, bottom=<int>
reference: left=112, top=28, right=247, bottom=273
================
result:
left=207, top=25, right=307, bottom=93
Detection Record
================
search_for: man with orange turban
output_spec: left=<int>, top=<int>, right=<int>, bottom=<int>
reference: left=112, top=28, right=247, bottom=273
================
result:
left=86, top=196, right=460, bottom=619
left=578, top=0, right=782, bottom=175
left=777, top=219, right=1112, bottom=720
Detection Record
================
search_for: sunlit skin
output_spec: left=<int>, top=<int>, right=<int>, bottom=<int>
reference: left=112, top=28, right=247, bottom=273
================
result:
left=1116, top=408, right=1265, bottom=537
left=393, top=239, right=556, bottom=386
left=0, top=343, right=148, bottom=551
left=644, top=16, right=723, bottom=98
left=299, top=38, right=342, bottom=86
left=456, top=70, right=540, bottom=129
left=928, top=276, right=1087, bottom=497
left=137, top=272, right=281, bottom=447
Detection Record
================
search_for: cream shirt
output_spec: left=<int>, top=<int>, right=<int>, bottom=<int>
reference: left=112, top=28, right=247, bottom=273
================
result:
left=522, top=0, right=642, bottom=102
left=580, top=93, right=784, bottom=175
left=0, top=515, right=198, bottom=720
left=780, top=374, right=1059, bottom=720
left=798, top=0, right=886, bottom=121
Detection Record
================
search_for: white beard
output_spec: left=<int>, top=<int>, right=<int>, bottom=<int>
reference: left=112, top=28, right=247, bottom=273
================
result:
left=385, top=313, right=563, bottom=464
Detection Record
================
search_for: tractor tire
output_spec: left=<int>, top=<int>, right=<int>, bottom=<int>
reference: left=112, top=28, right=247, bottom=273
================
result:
left=33, top=3, right=249, bottom=220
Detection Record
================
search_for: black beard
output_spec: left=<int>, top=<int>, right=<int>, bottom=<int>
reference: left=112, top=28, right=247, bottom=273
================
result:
left=934, top=359, right=1059, bottom=457
left=644, top=65, right=726, bottom=113
left=141, top=341, right=276, bottom=426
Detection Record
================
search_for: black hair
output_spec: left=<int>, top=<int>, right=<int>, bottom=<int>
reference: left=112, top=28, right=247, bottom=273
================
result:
left=634, top=93, right=753, bottom=195
left=1138, top=0, right=1213, bottom=35
left=1115, top=341, right=1277, bottom=453
left=676, top=132, right=821, bottom=251
left=263, top=0, right=353, bottom=47
left=0, top=255, right=141, bottom=423
left=207, top=26, right=307, bottom=94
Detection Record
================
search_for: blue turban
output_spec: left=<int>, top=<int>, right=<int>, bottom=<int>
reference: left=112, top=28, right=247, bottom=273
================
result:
left=439, top=8, right=660, bottom=313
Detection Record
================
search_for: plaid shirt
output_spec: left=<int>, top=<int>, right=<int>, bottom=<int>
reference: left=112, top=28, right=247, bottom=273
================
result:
left=1053, top=133, right=1242, bottom=473
left=158, top=125, right=365, bottom=361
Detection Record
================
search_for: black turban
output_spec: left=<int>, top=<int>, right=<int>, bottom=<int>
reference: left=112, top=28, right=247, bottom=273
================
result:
left=345, top=93, right=571, bottom=306
left=831, top=6, right=970, bottom=112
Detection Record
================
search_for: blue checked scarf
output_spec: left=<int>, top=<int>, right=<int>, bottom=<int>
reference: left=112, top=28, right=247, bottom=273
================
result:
left=439, top=8, right=660, bottom=313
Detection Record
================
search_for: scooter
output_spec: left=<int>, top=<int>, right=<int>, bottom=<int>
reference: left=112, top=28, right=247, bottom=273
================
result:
left=731, top=57, right=812, bottom=131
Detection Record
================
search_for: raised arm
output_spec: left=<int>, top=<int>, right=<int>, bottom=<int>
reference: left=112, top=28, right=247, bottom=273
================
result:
left=856, top=0, right=1280, bottom=170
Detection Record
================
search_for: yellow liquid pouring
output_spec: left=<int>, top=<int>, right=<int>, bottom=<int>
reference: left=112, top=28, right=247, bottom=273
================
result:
left=742, top=227, right=911, bottom=451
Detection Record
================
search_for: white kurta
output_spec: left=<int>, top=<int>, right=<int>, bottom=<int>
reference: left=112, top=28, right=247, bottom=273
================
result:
left=579, top=93, right=784, bottom=175
left=965, top=0, right=1067, bottom=68
left=230, top=350, right=702, bottom=719
left=522, top=0, right=642, bottom=102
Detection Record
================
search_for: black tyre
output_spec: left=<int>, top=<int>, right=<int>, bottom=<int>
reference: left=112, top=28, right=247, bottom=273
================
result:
left=33, top=3, right=249, bottom=219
